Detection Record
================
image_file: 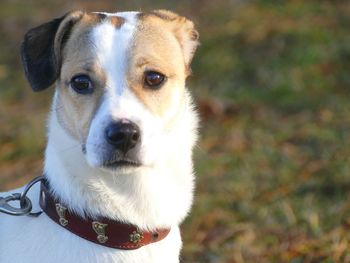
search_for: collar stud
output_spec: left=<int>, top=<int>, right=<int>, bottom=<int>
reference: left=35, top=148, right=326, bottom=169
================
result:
left=129, top=230, right=144, bottom=244
left=55, top=203, right=68, bottom=226
left=92, top=221, right=109, bottom=243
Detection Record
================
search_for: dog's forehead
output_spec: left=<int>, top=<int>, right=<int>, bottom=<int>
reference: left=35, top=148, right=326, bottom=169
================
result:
left=89, top=12, right=139, bottom=69
left=65, top=11, right=184, bottom=72
left=61, top=11, right=182, bottom=86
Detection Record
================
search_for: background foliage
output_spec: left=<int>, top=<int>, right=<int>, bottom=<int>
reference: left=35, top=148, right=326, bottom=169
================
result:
left=1, top=1, right=350, bottom=262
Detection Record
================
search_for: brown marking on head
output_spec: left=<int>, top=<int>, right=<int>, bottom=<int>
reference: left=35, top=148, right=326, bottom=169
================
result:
left=127, top=10, right=199, bottom=118
left=139, top=10, right=177, bottom=21
left=55, top=12, right=110, bottom=141
left=109, top=16, right=125, bottom=28
left=86, top=12, right=107, bottom=23
left=138, top=10, right=199, bottom=67
left=85, top=13, right=125, bottom=28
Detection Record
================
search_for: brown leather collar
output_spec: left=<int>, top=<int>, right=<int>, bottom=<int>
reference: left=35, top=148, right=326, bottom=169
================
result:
left=39, top=180, right=170, bottom=250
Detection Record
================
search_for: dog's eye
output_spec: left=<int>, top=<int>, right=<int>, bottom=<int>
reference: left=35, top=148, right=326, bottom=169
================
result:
left=144, top=71, right=165, bottom=89
left=70, top=75, right=93, bottom=94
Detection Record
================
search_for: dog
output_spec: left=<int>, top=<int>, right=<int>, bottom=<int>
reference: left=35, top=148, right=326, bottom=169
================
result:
left=0, top=10, right=199, bottom=263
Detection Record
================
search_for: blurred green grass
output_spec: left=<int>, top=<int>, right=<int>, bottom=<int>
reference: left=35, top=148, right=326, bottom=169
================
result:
left=1, top=0, right=350, bottom=262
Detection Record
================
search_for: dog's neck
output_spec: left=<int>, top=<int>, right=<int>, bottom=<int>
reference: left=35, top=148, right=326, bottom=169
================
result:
left=43, top=93, right=196, bottom=230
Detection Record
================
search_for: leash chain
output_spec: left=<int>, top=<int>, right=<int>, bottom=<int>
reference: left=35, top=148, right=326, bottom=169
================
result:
left=0, top=176, right=44, bottom=217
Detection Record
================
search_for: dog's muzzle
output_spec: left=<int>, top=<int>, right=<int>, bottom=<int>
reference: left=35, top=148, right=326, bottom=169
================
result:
left=92, top=119, right=142, bottom=168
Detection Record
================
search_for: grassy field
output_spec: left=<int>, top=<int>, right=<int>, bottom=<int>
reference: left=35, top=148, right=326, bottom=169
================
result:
left=1, top=1, right=350, bottom=262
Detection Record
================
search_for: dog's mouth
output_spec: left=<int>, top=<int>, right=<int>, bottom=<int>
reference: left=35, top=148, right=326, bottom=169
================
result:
left=102, top=159, right=141, bottom=169
left=82, top=143, right=142, bottom=170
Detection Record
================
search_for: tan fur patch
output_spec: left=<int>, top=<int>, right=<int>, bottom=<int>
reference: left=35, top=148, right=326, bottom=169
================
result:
left=139, top=10, right=177, bottom=21
left=126, top=11, right=198, bottom=118
left=86, top=13, right=107, bottom=23
left=55, top=13, right=108, bottom=141
left=110, top=16, right=125, bottom=28
left=127, top=18, right=185, bottom=117
left=85, top=13, right=125, bottom=28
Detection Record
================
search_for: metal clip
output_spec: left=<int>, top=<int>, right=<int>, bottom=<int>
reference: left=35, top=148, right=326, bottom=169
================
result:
left=0, top=176, right=44, bottom=217
left=0, top=193, right=32, bottom=216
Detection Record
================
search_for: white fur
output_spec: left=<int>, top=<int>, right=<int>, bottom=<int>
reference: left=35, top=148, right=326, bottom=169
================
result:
left=0, top=11, right=198, bottom=263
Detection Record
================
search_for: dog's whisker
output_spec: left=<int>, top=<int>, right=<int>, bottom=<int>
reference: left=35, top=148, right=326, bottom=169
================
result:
left=48, top=105, right=64, bottom=114
left=83, top=142, right=111, bottom=152
left=59, top=144, right=81, bottom=153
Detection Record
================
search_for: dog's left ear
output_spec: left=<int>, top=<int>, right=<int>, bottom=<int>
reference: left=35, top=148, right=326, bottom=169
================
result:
left=151, top=10, right=199, bottom=73
left=21, top=11, right=84, bottom=91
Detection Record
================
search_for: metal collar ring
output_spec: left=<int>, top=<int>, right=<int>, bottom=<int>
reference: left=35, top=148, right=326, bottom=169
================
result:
left=0, top=175, right=44, bottom=217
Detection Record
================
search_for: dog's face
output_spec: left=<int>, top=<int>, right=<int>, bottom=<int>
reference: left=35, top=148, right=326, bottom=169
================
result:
left=21, top=11, right=198, bottom=173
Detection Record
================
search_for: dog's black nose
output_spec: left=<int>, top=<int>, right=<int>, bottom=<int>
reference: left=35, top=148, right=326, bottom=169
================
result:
left=105, top=120, right=141, bottom=154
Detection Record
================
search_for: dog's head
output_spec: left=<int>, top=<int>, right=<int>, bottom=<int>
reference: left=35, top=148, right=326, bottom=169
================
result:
left=21, top=11, right=199, bottom=173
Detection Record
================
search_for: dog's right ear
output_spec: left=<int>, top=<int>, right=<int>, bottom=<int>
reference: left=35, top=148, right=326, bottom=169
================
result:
left=21, top=11, right=84, bottom=91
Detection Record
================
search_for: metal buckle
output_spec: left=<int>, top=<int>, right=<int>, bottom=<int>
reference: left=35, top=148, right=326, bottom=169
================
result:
left=0, top=176, right=44, bottom=217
